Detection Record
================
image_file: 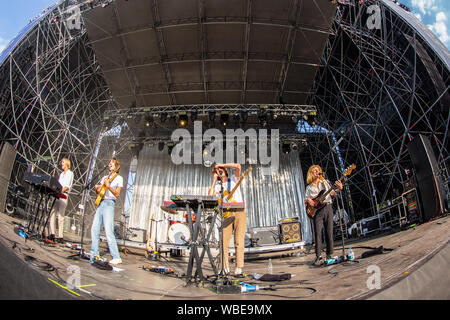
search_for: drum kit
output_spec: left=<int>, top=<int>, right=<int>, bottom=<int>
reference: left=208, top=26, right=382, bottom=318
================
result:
left=161, top=204, right=216, bottom=247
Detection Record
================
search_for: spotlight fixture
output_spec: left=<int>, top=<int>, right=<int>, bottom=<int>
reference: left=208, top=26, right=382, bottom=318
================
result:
left=258, top=113, right=268, bottom=127
left=160, top=112, right=168, bottom=123
left=167, top=142, right=174, bottom=155
left=209, top=110, right=216, bottom=125
left=307, top=111, right=317, bottom=127
left=233, top=113, right=240, bottom=126
left=241, top=110, right=248, bottom=122
left=158, top=141, right=165, bottom=151
left=292, top=143, right=298, bottom=151
left=178, top=112, right=188, bottom=127
left=282, top=141, right=291, bottom=154
left=145, top=114, right=152, bottom=127
left=292, top=116, right=298, bottom=124
left=220, top=111, right=230, bottom=127
left=191, top=110, right=198, bottom=122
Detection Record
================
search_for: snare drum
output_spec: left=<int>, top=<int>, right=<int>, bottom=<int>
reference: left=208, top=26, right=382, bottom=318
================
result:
left=168, top=223, right=191, bottom=245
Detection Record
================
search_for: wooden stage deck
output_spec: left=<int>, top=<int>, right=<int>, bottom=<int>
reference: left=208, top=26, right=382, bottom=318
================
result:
left=0, top=212, right=449, bottom=301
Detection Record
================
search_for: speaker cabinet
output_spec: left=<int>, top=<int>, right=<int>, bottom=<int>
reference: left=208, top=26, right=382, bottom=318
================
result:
left=407, top=134, right=446, bottom=222
left=279, top=222, right=302, bottom=243
left=250, top=226, right=280, bottom=246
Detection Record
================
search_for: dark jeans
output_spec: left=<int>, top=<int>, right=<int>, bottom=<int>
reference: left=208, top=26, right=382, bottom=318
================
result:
left=313, top=204, right=334, bottom=258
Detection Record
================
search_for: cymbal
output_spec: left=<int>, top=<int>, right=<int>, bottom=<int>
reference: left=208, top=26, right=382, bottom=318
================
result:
left=160, top=206, right=178, bottom=215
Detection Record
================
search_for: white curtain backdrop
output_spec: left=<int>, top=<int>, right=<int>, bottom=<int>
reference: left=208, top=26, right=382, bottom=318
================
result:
left=128, top=144, right=312, bottom=244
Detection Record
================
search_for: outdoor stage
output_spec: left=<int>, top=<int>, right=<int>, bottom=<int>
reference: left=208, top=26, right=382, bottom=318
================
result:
left=0, top=211, right=449, bottom=300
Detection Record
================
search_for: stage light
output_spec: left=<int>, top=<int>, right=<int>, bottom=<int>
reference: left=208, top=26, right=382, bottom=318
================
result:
left=292, top=143, right=298, bottom=151
left=160, top=112, right=167, bottom=123
left=158, top=141, right=165, bottom=151
left=178, top=112, right=188, bottom=127
left=271, top=111, right=278, bottom=120
left=301, top=139, right=308, bottom=147
left=292, top=116, right=298, bottom=124
left=233, top=113, right=240, bottom=126
left=145, top=114, right=152, bottom=127
left=167, top=142, right=174, bottom=155
left=307, top=111, right=317, bottom=127
left=258, top=113, right=268, bottom=127
left=241, top=110, right=248, bottom=122
left=190, top=110, right=198, bottom=122
left=220, top=111, right=229, bottom=127
left=282, top=141, right=291, bottom=154
left=208, top=110, right=216, bottom=126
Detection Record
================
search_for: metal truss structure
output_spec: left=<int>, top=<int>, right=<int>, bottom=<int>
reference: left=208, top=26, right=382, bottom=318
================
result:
left=0, top=0, right=448, bottom=230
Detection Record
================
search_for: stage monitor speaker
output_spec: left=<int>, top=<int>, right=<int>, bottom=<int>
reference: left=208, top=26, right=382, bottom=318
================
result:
left=279, top=221, right=302, bottom=243
left=0, top=143, right=16, bottom=213
left=127, top=228, right=147, bottom=243
left=250, top=226, right=279, bottom=246
left=407, top=134, right=446, bottom=222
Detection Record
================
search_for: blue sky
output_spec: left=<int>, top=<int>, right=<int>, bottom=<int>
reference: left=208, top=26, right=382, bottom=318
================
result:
left=0, top=0, right=449, bottom=53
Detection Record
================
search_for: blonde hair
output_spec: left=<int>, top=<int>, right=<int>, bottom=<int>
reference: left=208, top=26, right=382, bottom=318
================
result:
left=110, top=158, right=120, bottom=172
left=62, top=158, right=71, bottom=169
left=306, top=165, right=322, bottom=184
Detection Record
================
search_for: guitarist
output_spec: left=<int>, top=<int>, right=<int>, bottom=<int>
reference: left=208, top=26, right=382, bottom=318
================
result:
left=208, top=163, right=246, bottom=277
left=90, top=158, right=123, bottom=265
left=305, top=165, right=343, bottom=266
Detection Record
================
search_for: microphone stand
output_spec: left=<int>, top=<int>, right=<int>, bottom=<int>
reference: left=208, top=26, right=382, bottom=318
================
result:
left=67, top=165, right=109, bottom=260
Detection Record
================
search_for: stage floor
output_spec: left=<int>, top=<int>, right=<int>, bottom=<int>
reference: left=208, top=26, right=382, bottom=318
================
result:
left=0, top=212, right=449, bottom=300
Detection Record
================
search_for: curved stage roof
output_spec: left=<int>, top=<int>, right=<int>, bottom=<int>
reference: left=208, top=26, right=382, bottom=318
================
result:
left=81, top=0, right=336, bottom=108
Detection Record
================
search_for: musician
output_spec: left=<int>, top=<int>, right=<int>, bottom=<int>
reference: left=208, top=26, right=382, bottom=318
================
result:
left=90, top=158, right=123, bottom=265
left=305, top=165, right=343, bottom=266
left=47, top=157, right=74, bottom=243
left=208, top=163, right=246, bottom=277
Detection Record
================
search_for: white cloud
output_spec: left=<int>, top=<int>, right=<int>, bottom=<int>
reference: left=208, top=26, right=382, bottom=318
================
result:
left=427, top=11, right=450, bottom=45
left=0, top=36, right=11, bottom=54
left=411, top=0, right=437, bottom=15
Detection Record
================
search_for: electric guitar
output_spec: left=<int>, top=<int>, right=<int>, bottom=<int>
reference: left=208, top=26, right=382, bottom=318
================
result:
left=94, top=165, right=120, bottom=206
left=306, top=164, right=355, bottom=219
left=218, top=167, right=252, bottom=217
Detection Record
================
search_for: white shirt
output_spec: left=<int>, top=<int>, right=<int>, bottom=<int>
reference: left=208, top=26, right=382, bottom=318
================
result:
left=100, top=174, right=123, bottom=201
left=59, top=170, right=74, bottom=195
left=215, top=174, right=244, bottom=203
left=305, top=179, right=333, bottom=204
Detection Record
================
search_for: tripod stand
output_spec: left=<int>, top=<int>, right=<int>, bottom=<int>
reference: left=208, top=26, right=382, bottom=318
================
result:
left=67, top=164, right=108, bottom=260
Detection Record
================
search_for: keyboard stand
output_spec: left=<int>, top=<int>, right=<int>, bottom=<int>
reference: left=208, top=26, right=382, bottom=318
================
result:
left=183, top=201, right=218, bottom=285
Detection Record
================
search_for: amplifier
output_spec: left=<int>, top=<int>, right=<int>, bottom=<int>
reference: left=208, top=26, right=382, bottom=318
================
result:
left=250, top=226, right=280, bottom=247
left=279, top=221, right=302, bottom=243
left=127, top=228, right=147, bottom=243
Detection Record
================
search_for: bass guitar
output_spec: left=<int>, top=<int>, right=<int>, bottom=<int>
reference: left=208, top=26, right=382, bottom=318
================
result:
left=94, top=165, right=120, bottom=206
left=306, top=164, right=355, bottom=219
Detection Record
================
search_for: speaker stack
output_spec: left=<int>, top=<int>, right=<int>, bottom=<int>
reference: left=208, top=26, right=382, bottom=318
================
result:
left=407, top=134, right=446, bottom=222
